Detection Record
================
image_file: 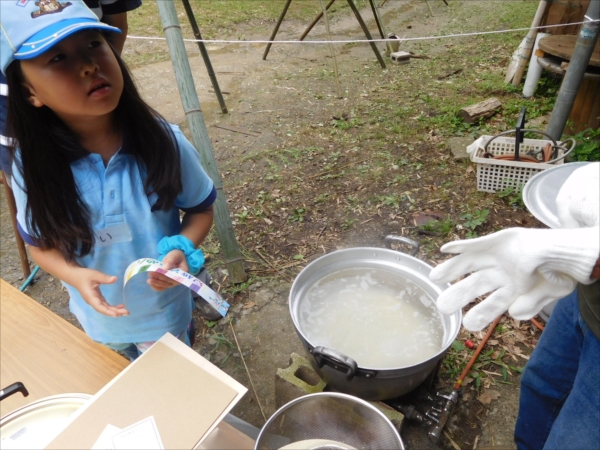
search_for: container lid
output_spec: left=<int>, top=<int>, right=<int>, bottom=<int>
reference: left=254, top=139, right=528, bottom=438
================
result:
left=523, top=161, right=591, bottom=228
left=0, top=394, right=90, bottom=450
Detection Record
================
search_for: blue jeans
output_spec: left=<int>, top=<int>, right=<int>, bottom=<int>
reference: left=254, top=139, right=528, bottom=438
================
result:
left=108, top=320, right=196, bottom=362
left=515, top=289, right=600, bottom=450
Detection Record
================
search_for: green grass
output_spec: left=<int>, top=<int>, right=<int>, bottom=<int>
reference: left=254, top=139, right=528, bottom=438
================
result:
left=127, top=0, right=370, bottom=41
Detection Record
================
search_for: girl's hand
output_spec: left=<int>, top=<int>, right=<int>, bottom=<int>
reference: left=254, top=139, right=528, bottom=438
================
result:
left=73, top=269, right=129, bottom=317
left=147, top=250, right=189, bottom=292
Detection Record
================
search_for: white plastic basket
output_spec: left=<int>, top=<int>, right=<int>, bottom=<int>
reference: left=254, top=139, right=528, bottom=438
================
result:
left=469, top=134, right=573, bottom=193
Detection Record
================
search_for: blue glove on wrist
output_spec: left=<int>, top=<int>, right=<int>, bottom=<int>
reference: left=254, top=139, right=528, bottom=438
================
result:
left=157, top=235, right=205, bottom=275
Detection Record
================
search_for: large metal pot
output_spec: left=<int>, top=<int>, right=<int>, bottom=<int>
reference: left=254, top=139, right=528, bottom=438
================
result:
left=289, top=236, right=461, bottom=401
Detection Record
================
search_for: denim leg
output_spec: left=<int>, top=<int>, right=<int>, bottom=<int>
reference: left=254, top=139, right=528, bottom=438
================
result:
left=514, top=289, right=600, bottom=450
left=118, top=344, right=141, bottom=362
left=544, top=315, right=600, bottom=450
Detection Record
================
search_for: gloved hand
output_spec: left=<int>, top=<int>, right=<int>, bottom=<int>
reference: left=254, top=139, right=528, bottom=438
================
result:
left=429, top=227, right=599, bottom=331
left=556, top=162, right=599, bottom=228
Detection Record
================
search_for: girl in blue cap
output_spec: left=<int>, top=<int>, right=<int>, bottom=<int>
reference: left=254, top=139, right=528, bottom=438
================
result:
left=1, top=1, right=217, bottom=360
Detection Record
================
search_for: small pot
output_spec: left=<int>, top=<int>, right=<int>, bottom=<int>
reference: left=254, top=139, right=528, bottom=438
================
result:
left=289, top=236, right=461, bottom=400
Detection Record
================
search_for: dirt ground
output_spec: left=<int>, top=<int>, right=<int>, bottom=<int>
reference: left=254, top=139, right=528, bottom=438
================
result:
left=0, top=1, right=549, bottom=449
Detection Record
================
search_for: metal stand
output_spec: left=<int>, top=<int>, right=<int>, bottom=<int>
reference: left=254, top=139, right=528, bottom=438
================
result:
left=181, top=0, right=228, bottom=114
left=263, top=0, right=386, bottom=69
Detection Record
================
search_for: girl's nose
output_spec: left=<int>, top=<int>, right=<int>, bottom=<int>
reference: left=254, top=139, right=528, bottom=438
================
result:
left=81, top=58, right=100, bottom=76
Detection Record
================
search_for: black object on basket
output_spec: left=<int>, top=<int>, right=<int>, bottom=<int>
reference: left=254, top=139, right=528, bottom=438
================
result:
left=515, top=106, right=526, bottom=162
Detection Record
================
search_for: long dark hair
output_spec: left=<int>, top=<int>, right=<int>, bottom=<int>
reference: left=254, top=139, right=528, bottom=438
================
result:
left=5, top=47, right=182, bottom=261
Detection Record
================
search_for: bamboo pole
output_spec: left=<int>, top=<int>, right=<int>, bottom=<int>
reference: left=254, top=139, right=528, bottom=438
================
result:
left=510, top=0, right=548, bottom=86
left=155, top=1, right=247, bottom=283
left=320, top=0, right=342, bottom=98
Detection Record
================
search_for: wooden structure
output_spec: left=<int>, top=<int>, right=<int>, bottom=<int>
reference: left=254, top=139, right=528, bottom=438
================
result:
left=540, top=0, right=592, bottom=36
left=263, top=0, right=389, bottom=68
left=537, top=34, right=600, bottom=134
left=538, top=34, right=600, bottom=65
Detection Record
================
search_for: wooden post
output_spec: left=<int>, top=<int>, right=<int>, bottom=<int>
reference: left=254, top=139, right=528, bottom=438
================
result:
left=2, top=171, right=31, bottom=279
left=155, top=1, right=247, bottom=283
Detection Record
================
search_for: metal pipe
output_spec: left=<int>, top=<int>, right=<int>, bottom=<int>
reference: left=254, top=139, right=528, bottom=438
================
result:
left=299, top=0, right=335, bottom=41
left=368, top=0, right=385, bottom=39
left=263, top=0, right=293, bottom=60
left=345, top=0, right=386, bottom=68
left=180, top=0, right=228, bottom=114
left=427, top=390, right=458, bottom=442
left=546, top=2, right=600, bottom=140
left=369, top=0, right=393, bottom=56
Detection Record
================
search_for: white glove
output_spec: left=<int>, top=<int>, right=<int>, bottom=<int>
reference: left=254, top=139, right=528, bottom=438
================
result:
left=556, top=162, right=599, bottom=228
left=429, top=227, right=599, bottom=331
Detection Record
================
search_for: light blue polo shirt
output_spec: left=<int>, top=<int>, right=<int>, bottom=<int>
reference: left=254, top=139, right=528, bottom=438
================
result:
left=12, top=124, right=216, bottom=343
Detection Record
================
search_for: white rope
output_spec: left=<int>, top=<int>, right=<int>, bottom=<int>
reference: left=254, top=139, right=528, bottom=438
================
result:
left=128, top=19, right=599, bottom=45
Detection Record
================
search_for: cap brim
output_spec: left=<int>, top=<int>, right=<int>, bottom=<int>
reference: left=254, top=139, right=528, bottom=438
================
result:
left=14, top=18, right=121, bottom=60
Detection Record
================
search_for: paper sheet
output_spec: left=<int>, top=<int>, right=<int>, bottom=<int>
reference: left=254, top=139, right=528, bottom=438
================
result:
left=124, top=258, right=229, bottom=316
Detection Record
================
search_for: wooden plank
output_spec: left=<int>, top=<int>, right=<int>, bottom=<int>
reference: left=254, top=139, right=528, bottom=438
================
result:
left=0, top=279, right=129, bottom=416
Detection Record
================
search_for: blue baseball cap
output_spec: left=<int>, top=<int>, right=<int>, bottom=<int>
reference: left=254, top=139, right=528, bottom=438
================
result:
left=0, top=0, right=121, bottom=75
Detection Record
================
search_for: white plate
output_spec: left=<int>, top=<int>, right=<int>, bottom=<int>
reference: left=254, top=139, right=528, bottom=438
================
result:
left=523, top=162, right=591, bottom=229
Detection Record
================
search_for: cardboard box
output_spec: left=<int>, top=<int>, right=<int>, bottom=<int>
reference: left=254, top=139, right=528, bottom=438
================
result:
left=45, top=333, right=250, bottom=449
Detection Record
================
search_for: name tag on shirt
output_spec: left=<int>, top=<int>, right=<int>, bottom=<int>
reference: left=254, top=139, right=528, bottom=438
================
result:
left=94, top=223, right=133, bottom=247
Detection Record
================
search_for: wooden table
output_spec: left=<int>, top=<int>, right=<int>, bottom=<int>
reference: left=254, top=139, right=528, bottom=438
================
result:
left=0, top=279, right=129, bottom=417
left=0, top=279, right=255, bottom=448
left=538, top=35, right=600, bottom=67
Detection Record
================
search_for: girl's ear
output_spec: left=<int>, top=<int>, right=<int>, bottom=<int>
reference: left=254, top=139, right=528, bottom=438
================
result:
left=21, top=82, right=44, bottom=108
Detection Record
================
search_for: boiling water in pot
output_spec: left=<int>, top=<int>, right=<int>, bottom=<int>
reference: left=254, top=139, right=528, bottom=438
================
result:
left=298, top=268, right=444, bottom=369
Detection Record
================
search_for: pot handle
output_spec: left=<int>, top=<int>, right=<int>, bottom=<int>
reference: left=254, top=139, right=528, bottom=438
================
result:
left=312, top=346, right=358, bottom=381
left=0, top=382, right=29, bottom=402
left=385, top=235, right=420, bottom=256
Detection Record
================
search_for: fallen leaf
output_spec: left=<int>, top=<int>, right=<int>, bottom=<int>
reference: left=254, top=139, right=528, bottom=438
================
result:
left=263, top=218, right=273, bottom=225
left=243, top=301, right=257, bottom=309
left=412, top=210, right=446, bottom=226
left=507, top=344, right=523, bottom=355
left=488, top=339, right=499, bottom=346
left=477, top=389, right=501, bottom=405
left=466, top=166, right=475, bottom=174
left=491, top=350, right=501, bottom=360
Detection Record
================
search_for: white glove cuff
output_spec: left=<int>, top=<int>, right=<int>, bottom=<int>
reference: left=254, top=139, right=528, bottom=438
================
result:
left=542, top=227, right=599, bottom=284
